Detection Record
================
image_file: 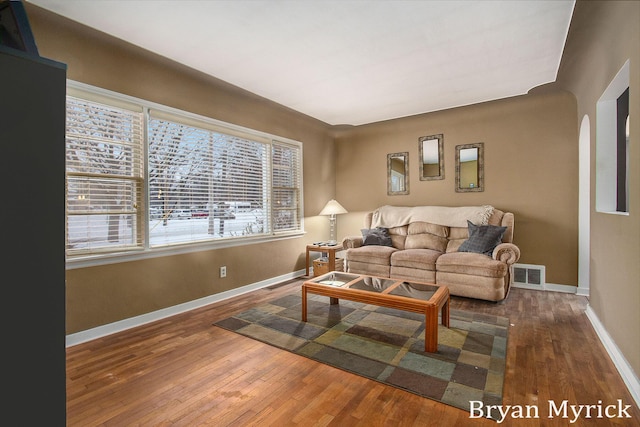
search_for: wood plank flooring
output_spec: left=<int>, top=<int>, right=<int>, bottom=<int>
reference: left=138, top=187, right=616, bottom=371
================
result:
left=66, top=279, right=640, bottom=426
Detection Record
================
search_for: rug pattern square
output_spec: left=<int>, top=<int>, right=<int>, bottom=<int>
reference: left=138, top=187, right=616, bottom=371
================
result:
left=214, top=290, right=508, bottom=414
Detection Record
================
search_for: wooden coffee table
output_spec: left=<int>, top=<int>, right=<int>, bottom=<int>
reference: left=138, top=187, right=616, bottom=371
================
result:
left=302, top=272, right=450, bottom=353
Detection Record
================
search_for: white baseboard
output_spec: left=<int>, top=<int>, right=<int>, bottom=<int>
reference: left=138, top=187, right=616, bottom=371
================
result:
left=585, top=305, right=640, bottom=409
left=66, top=269, right=306, bottom=347
left=576, top=285, right=590, bottom=297
left=512, top=282, right=577, bottom=294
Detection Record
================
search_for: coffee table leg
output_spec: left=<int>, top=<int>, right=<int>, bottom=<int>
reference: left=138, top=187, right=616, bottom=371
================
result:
left=302, top=286, right=308, bottom=322
left=329, top=297, right=339, bottom=305
left=425, top=305, right=438, bottom=353
left=442, top=296, right=450, bottom=328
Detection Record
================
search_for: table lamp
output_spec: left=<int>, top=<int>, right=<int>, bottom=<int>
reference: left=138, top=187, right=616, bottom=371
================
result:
left=319, top=199, right=348, bottom=245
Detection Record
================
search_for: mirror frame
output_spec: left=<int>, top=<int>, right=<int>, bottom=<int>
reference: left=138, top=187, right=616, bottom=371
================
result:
left=418, top=134, right=444, bottom=181
left=455, top=142, right=484, bottom=192
left=387, top=152, right=409, bottom=195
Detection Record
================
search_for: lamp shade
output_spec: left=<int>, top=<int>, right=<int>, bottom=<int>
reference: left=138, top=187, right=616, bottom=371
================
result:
left=319, top=199, right=348, bottom=216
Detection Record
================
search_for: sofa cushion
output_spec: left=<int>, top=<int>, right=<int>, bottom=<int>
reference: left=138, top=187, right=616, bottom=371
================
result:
left=347, top=260, right=390, bottom=277
left=404, top=222, right=449, bottom=252
left=389, top=267, right=436, bottom=284
left=346, top=245, right=397, bottom=266
left=388, top=225, right=408, bottom=249
left=390, top=248, right=441, bottom=271
left=361, top=227, right=393, bottom=246
left=458, top=221, right=507, bottom=256
left=436, top=252, right=507, bottom=278
left=446, top=226, right=468, bottom=252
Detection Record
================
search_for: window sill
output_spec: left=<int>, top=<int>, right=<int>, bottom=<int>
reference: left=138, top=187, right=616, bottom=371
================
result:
left=66, top=231, right=306, bottom=270
left=596, top=211, right=629, bottom=216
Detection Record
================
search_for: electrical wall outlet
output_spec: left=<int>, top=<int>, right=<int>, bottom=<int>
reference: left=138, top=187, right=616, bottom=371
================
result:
left=219, top=266, right=227, bottom=278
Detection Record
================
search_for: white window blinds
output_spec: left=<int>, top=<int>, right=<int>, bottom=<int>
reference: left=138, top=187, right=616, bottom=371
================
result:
left=65, top=82, right=303, bottom=260
left=272, top=142, right=302, bottom=232
left=65, top=96, right=144, bottom=255
left=148, top=111, right=300, bottom=247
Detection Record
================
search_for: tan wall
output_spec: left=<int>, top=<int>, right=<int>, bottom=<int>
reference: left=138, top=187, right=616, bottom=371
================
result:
left=553, top=0, right=640, bottom=377
left=335, top=91, right=579, bottom=286
left=27, top=4, right=335, bottom=334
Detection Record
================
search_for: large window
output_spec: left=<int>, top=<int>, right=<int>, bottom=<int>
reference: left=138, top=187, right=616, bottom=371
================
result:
left=65, top=95, right=144, bottom=254
left=66, top=82, right=303, bottom=261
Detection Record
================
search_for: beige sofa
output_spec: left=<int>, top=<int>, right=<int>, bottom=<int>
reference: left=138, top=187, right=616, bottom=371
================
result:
left=342, top=205, right=520, bottom=302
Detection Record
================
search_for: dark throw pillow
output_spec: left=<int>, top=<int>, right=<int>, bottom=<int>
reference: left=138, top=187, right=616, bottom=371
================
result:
left=361, top=227, right=393, bottom=247
left=458, top=220, right=507, bottom=256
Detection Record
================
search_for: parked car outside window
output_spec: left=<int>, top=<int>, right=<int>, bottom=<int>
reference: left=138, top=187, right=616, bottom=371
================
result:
left=172, top=209, right=191, bottom=219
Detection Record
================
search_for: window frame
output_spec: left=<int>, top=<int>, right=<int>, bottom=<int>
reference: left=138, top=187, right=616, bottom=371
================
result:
left=66, top=80, right=304, bottom=269
left=596, top=60, right=630, bottom=215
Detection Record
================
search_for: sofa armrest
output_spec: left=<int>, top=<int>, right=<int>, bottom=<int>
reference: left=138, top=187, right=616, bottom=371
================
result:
left=492, top=243, right=520, bottom=264
left=342, top=236, right=363, bottom=249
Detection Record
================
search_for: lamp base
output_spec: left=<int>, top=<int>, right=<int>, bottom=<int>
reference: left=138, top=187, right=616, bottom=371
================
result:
left=328, top=215, right=337, bottom=246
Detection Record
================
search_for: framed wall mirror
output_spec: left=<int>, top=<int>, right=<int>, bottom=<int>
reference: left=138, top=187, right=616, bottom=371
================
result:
left=419, top=134, right=444, bottom=180
left=387, top=152, right=409, bottom=195
left=455, top=142, right=484, bottom=192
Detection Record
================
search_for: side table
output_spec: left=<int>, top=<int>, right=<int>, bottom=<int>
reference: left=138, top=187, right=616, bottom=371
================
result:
left=305, top=244, right=343, bottom=277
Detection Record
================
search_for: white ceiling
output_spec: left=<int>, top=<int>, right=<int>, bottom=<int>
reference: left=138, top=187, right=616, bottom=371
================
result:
left=29, top=0, right=575, bottom=126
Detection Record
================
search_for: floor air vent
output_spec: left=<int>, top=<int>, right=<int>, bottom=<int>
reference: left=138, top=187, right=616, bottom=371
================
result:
left=513, top=263, right=546, bottom=288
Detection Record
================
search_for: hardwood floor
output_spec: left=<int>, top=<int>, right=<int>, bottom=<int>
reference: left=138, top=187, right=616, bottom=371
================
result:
left=66, top=279, right=640, bottom=426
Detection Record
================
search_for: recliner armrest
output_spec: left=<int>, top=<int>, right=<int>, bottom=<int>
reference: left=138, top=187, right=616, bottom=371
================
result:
left=492, top=243, right=520, bottom=264
left=342, top=236, right=363, bottom=249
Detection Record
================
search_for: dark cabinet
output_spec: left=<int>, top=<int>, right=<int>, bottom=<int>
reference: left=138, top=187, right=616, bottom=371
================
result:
left=1, top=46, right=67, bottom=425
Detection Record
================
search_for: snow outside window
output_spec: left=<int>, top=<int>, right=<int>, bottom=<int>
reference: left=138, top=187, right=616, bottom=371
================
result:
left=65, top=82, right=303, bottom=261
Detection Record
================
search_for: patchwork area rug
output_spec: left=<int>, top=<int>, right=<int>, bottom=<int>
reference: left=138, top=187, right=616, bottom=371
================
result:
left=214, top=290, right=508, bottom=414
